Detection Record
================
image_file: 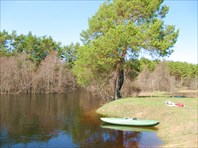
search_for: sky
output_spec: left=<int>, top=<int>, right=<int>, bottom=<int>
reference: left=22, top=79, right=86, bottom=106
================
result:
left=1, top=0, right=197, bottom=64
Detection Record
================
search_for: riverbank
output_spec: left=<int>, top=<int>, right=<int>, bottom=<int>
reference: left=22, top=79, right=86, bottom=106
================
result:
left=96, top=97, right=197, bottom=147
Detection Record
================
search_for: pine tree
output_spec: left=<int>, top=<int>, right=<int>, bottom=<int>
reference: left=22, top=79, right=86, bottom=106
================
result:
left=73, top=0, right=179, bottom=99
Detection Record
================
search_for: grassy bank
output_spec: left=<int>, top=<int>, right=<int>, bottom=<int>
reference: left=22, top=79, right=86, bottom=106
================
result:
left=96, top=97, right=197, bottom=147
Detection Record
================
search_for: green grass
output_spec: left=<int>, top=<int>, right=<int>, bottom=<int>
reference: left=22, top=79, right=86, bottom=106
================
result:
left=96, top=97, right=198, bottom=147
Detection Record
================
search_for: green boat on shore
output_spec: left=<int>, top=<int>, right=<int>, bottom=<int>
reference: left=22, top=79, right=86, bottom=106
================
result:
left=100, top=118, right=159, bottom=127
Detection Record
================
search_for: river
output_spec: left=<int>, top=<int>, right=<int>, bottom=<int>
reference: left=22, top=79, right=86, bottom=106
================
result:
left=0, top=90, right=162, bottom=147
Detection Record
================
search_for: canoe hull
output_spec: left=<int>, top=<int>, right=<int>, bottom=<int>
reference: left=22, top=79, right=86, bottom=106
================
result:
left=100, top=118, right=159, bottom=127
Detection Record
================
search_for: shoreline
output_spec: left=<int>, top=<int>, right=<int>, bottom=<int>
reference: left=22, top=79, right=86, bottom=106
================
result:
left=96, top=97, right=198, bottom=147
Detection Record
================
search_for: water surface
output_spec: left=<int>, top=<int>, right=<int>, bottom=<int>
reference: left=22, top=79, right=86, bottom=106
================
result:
left=0, top=91, right=162, bottom=147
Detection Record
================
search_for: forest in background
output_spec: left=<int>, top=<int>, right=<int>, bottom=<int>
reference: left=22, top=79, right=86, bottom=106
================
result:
left=0, top=30, right=197, bottom=98
left=1, top=0, right=197, bottom=100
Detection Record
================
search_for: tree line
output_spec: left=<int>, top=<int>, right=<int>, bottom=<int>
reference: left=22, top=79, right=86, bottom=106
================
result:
left=135, top=59, right=198, bottom=92
left=0, top=30, right=197, bottom=95
left=139, top=58, right=198, bottom=79
left=0, top=0, right=197, bottom=99
left=0, top=30, right=80, bottom=66
left=0, top=30, right=78, bottom=94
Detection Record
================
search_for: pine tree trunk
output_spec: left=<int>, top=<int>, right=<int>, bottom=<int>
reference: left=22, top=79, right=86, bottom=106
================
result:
left=117, top=69, right=124, bottom=98
left=113, top=66, right=119, bottom=100
left=113, top=64, right=124, bottom=100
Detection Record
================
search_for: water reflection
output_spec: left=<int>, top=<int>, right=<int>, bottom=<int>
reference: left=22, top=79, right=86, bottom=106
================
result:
left=0, top=91, right=162, bottom=147
left=101, top=124, right=158, bottom=132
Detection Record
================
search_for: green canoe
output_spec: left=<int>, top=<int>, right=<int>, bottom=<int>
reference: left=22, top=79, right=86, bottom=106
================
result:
left=100, top=118, right=159, bottom=127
